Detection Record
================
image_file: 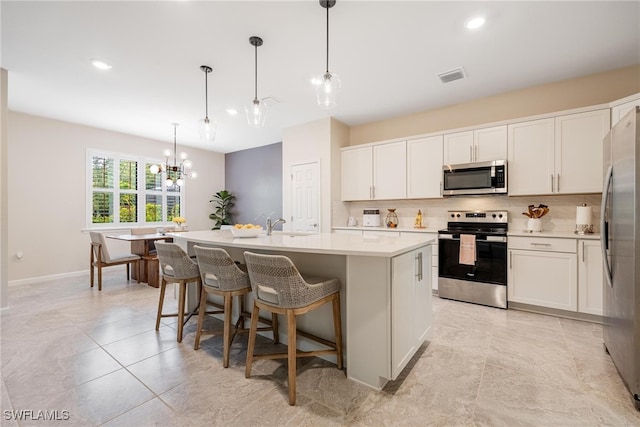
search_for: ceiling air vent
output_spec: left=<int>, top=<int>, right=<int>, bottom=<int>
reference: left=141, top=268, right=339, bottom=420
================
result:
left=438, top=67, right=466, bottom=84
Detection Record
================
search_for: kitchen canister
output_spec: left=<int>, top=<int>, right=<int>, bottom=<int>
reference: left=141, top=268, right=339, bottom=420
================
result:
left=575, top=203, right=594, bottom=234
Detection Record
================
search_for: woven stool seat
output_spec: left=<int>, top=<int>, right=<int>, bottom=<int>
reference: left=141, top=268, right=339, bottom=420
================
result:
left=155, top=242, right=206, bottom=343
left=243, top=251, right=343, bottom=405
left=192, top=246, right=278, bottom=367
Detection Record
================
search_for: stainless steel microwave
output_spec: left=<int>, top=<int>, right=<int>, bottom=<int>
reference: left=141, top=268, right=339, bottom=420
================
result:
left=442, top=160, right=507, bottom=196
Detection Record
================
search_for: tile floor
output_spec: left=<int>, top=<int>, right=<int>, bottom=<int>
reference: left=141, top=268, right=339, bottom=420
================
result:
left=1, top=271, right=639, bottom=426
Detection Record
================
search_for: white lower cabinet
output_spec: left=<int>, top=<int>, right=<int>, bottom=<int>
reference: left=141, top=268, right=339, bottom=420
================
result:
left=391, top=246, right=432, bottom=379
left=578, top=240, right=603, bottom=315
left=508, top=236, right=577, bottom=311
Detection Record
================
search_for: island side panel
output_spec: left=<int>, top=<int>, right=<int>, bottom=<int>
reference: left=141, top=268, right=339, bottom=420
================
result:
left=346, top=254, right=391, bottom=390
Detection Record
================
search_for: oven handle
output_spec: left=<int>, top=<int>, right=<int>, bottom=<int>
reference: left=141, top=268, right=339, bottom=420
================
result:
left=438, top=234, right=507, bottom=243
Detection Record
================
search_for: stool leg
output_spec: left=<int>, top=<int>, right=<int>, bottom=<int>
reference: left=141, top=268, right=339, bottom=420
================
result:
left=272, top=313, right=279, bottom=344
left=177, top=281, right=186, bottom=343
left=90, top=250, right=94, bottom=288
left=156, top=278, right=167, bottom=331
left=194, top=285, right=208, bottom=350
left=223, top=293, right=233, bottom=368
left=287, top=310, right=297, bottom=406
left=332, top=294, right=344, bottom=370
left=245, top=303, right=260, bottom=378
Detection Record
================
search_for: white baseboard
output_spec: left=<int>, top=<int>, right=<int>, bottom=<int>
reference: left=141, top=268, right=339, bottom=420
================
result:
left=8, top=270, right=87, bottom=287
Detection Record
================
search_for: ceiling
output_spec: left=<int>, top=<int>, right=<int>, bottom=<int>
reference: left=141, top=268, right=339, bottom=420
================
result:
left=2, top=1, right=639, bottom=154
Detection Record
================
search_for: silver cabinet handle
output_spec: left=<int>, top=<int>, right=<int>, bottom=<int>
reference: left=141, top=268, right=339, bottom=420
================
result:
left=469, top=146, right=473, bottom=162
left=415, top=252, right=423, bottom=281
left=509, top=251, right=512, bottom=269
left=551, top=174, right=555, bottom=192
left=582, top=241, right=585, bottom=262
left=556, top=174, right=560, bottom=192
left=530, top=242, right=552, bottom=247
left=475, top=145, right=479, bottom=162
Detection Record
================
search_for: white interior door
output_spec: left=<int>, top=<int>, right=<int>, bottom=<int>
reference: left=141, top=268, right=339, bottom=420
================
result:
left=290, top=161, right=320, bottom=233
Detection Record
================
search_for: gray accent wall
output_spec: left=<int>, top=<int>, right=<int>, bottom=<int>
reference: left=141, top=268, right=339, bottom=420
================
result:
left=225, top=142, right=283, bottom=228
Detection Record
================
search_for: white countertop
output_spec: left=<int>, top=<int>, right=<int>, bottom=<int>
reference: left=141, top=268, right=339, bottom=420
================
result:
left=333, top=226, right=440, bottom=234
left=169, top=230, right=435, bottom=257
left=508, top=230, right=600, bottom=240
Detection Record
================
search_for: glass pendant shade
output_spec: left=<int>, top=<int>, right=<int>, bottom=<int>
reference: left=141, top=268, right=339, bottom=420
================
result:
left=149, top=164, right=160, bottom=174
left=166, top=178, right=174, bottom=187
left=245, top=99, right=267, bottom=128
left=315, top=71, right=341, bottom=109
left=198, top=117, right=217, bottom=142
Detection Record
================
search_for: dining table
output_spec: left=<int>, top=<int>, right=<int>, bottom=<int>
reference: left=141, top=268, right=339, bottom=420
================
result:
left=107, top=233, right=174, bottom=287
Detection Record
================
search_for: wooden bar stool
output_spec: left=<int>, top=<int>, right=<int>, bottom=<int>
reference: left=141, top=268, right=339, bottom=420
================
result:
left=155, top=242, right=207, bottom=343
left=243, top=251, right=343, bottom=406
left=192, top=246, right=279, bottom=367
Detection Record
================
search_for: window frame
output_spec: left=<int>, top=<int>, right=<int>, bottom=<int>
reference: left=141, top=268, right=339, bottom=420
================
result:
left=86, top=149, right=185, bottom=229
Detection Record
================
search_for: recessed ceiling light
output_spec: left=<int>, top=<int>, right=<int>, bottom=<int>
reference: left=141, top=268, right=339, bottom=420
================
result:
left=90, top=59, right=112, bottom=70
left=226, top=108, right=238, bottom=116
left=465, top=16, right=485, bottom=30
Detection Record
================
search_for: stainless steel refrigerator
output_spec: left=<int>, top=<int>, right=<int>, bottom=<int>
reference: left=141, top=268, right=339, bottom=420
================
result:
left=601, top=106, right=640, bottom=411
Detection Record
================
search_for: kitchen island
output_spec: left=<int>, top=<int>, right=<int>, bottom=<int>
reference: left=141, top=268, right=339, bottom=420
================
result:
left=169, top=230, right=435, bottom=390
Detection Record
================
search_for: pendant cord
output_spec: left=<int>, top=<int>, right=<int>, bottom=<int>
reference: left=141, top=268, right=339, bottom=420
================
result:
left=204, top=71, right=209, bottom=119
left=254, top=45, right=258, bottom=102
left=173, top=124, right=177, bottom=167
left=326, top=4, right=330, bottom=73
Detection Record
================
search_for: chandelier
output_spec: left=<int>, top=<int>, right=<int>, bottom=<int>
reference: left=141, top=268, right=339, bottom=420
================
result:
left=149, top=123, right=197, bottom=187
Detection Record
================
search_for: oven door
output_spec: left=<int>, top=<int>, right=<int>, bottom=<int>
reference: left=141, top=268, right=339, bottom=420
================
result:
left=438, top=234, right=507, bottom=285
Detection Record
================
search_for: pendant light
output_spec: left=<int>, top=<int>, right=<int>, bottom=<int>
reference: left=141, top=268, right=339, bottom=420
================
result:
left=149, top=123, right=197, bottom=187
left=315, top=0, right=341, bottom=109
left=197, top=65, right=217, bottom=142
left=245, top=36, right=267, bottom=128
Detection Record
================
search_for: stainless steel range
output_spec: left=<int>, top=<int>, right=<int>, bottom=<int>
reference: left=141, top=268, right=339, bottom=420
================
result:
left=438, top=210, right=508, bottom=309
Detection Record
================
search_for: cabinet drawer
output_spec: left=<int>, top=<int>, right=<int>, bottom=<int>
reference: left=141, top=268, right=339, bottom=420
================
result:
left=509, top=236, right=576, bottom=253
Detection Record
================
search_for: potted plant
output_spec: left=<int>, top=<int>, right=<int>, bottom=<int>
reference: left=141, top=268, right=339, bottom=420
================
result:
left=209, top=190, right=235, bottom=230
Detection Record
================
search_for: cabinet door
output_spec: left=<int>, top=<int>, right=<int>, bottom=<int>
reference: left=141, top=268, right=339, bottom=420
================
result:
left=508, top=249, right=577, bottom=311
left=507, top=118, right=555, bottom=196
left=373, top=141, right=407, bottom=200
left=407, top=136, right=443, bottom=199
left=611, top=98, right=640, bottom=126
left=555, top=109, right=610, bottom=194
left=578, top=240, right=603, bottom=315
left=474, top=125, right=507, bottom=162
left=443, top=131, right=473, bottom=165
left=413, top=246, right=432, bottom=344
left=341, top=146, right=372, bottom=201
left=391, top=250, right=417, bottom=379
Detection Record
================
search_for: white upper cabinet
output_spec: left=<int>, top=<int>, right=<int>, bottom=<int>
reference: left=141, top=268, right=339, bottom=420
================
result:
left=341, top=141, right=406, bottom=201
left=443, top=131, right=473, bottom=164
left=407, top=135, right=443, bottom=199
left=373, top=140, right=407, bottom=200
left=443, top=125, right=507, bottom=164
left=554, top=109, right=610, bottom=194
left=341, top=146, right=373, bottom=201
left=508, top=109, right=610, bottom=196
left=611, top=98, right=640, bottom=126
left=508, top=118, right=556, bottom=196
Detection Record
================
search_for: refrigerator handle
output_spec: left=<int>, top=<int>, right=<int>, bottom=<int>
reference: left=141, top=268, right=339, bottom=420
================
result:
left=600, top=164, right=613, bottom=288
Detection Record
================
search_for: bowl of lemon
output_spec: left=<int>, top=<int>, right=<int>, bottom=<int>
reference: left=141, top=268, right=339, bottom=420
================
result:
left=230, top=223, right=264, bottom=238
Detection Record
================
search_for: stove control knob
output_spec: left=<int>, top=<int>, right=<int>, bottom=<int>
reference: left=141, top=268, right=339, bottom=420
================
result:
left=492, top=213, right=497, bottom=218
left=450, top=213, right=455, bottom=218
left=498, top=214, right=503, bottom=218
left=456, top=213, right=461, bottom=218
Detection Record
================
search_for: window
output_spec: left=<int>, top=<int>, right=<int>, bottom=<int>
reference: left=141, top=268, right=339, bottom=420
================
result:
left=88, top=150, right=184, bottom=227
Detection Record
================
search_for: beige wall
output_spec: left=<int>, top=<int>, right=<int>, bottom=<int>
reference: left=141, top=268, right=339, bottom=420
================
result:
left=1, top=69, right=8, bottom=310
left=350, top=65, right=640, bottom=146
left=7, top=112, right=225, bottom=282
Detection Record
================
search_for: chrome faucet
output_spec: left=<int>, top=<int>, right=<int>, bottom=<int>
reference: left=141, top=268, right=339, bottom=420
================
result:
left=266, top=217, right=286, bottom=236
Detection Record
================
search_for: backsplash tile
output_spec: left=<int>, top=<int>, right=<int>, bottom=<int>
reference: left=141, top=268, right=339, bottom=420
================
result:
left=336, top=194, right=601, bottom=233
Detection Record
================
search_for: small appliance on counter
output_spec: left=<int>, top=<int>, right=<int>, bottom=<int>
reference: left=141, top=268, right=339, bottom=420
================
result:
left=574, top=203, right=593, bottom=234
left=362, top=209, right=381, bottom=227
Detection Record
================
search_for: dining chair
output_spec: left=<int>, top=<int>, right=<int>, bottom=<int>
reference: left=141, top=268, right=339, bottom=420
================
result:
left=192, top=246, right=279, bottom=367
left=89, top=231, right=141, bottom=291
left=243, top=251, right=343, bottom=406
